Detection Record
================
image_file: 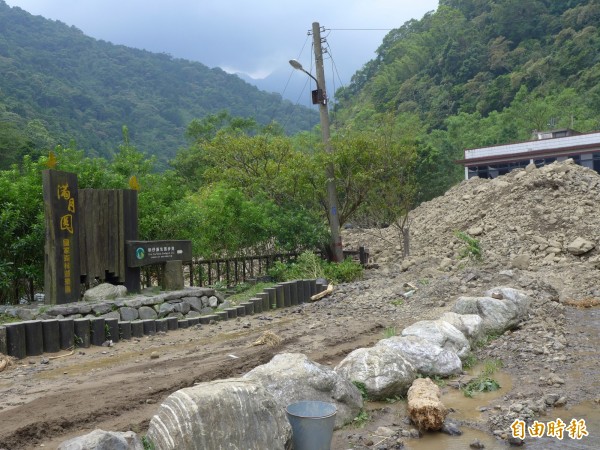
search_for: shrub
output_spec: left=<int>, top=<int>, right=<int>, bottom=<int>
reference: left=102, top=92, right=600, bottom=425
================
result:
left=455, top=231, right=483, bottom=261
left=268, top=251, right=363, bottom=284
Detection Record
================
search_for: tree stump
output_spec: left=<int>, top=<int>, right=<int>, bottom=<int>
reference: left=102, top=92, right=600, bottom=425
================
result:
left=407, top=377, right=448, bottom=431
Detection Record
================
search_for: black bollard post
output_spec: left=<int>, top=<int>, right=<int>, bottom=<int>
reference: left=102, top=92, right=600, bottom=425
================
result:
left=264, top=287, right=277, bottom=310
left=0, top=325, right=7, bottom=355
left=289, top=281, right=298, bottom=306
left=89, top=317, right=106, bottom=346
left=143, top=319, right=157, bottom=335
left=6, top=322, right=26, bottom=359
left=256, top=292, right=270, bottom=311
left=282, top=282, right=292, bottom=307
left=105, top=318, right=119, bottom=343
left=59, top=318, right=74, bottom=350
left=155, top=318, right=169, bottom=333
left=74, top=318, right=91, bottom=348
left=275, top=285, right=284, bottom=308
left=42, top=320, right=60, bottom=353
left=24, top=320, right=44, bottom=356
left=118, top=321, right=132, bottom=340
left=131, top=320, right=144, bottom=338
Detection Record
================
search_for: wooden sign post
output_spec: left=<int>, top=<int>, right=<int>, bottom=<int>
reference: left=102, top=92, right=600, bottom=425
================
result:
left=42, top=170, right=81, bottom=304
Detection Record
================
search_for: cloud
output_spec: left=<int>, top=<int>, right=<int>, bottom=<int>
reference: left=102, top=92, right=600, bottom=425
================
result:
left=5, top=0, right=438, bottom=92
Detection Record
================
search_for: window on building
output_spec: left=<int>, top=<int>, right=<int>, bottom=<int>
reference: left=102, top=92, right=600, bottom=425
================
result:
left=593, top=153, right=600, bottom=173
left=534, top=157, right=556, bottom=167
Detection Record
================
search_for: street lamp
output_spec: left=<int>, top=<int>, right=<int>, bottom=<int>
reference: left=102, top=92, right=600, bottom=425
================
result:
left=289, top=24, right=344, bottom=262
left=289, top=59, right=326, bottom=106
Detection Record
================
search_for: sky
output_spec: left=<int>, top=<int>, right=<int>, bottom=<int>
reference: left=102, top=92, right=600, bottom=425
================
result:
left=4, top=0, right=439, bottom=102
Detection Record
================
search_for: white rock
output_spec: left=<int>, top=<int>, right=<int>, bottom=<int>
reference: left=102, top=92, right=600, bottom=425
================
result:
left=377, top=335, right=462, bottom=377
left=58, top=429, right=143, bottom=450
left=401, top=320, right=470, bottom=358
left=243, top=353, right=362, bottom=428
left=439, top=312, right=485, bottom=344
left=83, top=283, right=127, bottom=302
left=146, top=379, right=291, bottom=450
left=334, top=345, right=417, bottom=400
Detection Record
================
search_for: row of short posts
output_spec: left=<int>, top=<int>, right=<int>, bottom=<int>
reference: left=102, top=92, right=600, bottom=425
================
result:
left=0, top=279, right=328, bottom=359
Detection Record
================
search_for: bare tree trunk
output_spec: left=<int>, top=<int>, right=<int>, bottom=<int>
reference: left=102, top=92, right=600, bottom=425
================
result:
left=402, top=227, right=410, bottom=258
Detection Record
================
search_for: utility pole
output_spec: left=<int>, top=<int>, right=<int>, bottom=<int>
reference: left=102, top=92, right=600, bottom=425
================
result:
left=312, top=21, right=344, bottom=262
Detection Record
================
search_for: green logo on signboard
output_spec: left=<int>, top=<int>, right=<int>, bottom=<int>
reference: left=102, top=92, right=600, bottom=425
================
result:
left=136, top=247, right=145, bottom=260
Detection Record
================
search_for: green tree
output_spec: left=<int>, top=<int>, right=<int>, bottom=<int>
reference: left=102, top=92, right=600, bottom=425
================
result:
left=0, top=155, right=45, bottom=303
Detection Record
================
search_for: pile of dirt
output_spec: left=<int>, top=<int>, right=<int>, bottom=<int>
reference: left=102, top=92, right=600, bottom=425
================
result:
left=344, top=159, right=600, bottom=301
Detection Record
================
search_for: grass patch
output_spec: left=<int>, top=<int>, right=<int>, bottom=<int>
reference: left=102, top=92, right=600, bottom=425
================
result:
left=0, top=313, right=20, bottom=325
left=462, top=377, right=501, bottom=397
left=415, top=373, right=447, bottom=387
left=461, top=358, right=503, bottom=397
left=390, top=298, right=404, bottom=306
left=384, top=395, right=404, bottom=404
left=352, top=409, right=370, bottom=427
left=352, top=380, right=369, bottom=400
left=462, top=354, right=478, bottom=370
left=225, top=282, right=275, bottom=304
left=473, top=332, right=501, bottom=349
left=383, top=326, right=397, bottom=338
left=142, top=436, right=155, bottom=450
left=481, top=358, right=503, bottom=375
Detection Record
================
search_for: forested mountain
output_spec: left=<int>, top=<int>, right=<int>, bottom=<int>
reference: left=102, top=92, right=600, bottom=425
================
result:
left=0, top=1, right=317, bottom=166
left=334, top=0, right=600, bottom=197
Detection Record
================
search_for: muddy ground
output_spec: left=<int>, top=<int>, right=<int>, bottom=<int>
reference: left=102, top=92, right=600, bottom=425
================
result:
left=0, top=258, right=598, bottom=450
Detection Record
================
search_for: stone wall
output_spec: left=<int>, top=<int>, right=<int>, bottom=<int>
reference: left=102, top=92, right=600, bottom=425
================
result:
left=0, top=280, right=326, bottom=359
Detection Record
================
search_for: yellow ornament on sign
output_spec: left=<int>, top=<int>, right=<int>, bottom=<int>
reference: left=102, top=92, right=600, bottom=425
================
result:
left=46, top=151, right=57, bottom=169
left=129, top=175, right=140, bottom=191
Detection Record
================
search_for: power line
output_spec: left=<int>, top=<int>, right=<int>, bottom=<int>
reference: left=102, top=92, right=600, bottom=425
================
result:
left=326, top=28, right=394, bottom=31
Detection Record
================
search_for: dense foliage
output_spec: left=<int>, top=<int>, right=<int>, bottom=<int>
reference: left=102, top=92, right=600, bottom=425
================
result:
left=334, top=0, right=600, bottom=199
left=0, top=1, right=317, bottom=167
left=3, top=0, right=600, bottom=303
left=0, top=118, right=411, bottom=303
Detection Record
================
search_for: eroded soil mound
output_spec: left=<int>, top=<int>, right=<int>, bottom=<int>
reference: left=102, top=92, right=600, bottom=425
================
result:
left=344, top=159, right=600, bottom=302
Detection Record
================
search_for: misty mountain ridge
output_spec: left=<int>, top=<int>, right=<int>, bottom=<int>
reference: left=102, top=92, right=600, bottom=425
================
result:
left=0, top=1, right=318, bottom=165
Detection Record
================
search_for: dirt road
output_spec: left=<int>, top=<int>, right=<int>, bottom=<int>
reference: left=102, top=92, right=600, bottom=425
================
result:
left=0, top=272, right=407, bottom=450
left=1, top=263, right=598, bottom=450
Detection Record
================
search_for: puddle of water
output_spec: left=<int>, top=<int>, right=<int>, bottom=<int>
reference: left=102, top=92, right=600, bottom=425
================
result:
left=525, top=401, right=600, bottom=450
left=405, top=364, right=513, bottom=450
left=440, top=365, right=513, bottom=422
left=404, top=427, right=506, bottom=450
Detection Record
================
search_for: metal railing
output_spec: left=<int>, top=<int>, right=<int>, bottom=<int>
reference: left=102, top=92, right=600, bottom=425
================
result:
left=186, top=247, right=369, bottom=288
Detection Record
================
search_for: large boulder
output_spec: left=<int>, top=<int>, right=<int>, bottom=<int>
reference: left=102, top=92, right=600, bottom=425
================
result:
left=138, top=306, right=158, bottom=320
left=377, top=335, right=462, bottom=377
left=146, top=379, right=291, bottom=450
left=83, top=283, right=127, bottom=302
left=243, top=353, right=362, bottom=428
left=401, top=320, right=470, bottom=358
left=57, top=429, right=143, bottom=450
left=452, top=287, right=530, bottom=335
left=334, top=345, right=417, bottom=401
left=484, top=287, right=530, bottom=318
left=439, top=312, right=484, bottom=344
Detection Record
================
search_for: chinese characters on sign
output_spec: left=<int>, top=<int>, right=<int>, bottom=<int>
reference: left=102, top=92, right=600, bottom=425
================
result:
left=43, top=169, right=80, bottom=304
left=511, top=418, right=589, bottom=441
left=57, top=182, right=75, bottom=294
left=147, top=246, right=177, bottom=259
left=126, top=240, right=192, bottom=268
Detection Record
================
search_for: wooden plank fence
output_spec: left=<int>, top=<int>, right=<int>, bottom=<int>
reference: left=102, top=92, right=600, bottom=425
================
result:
left=78, top=189, right=139, bottom=291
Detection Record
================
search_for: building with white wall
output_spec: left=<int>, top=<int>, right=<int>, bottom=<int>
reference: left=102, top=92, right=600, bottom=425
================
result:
left=457, top=129, right=600, bottom=179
